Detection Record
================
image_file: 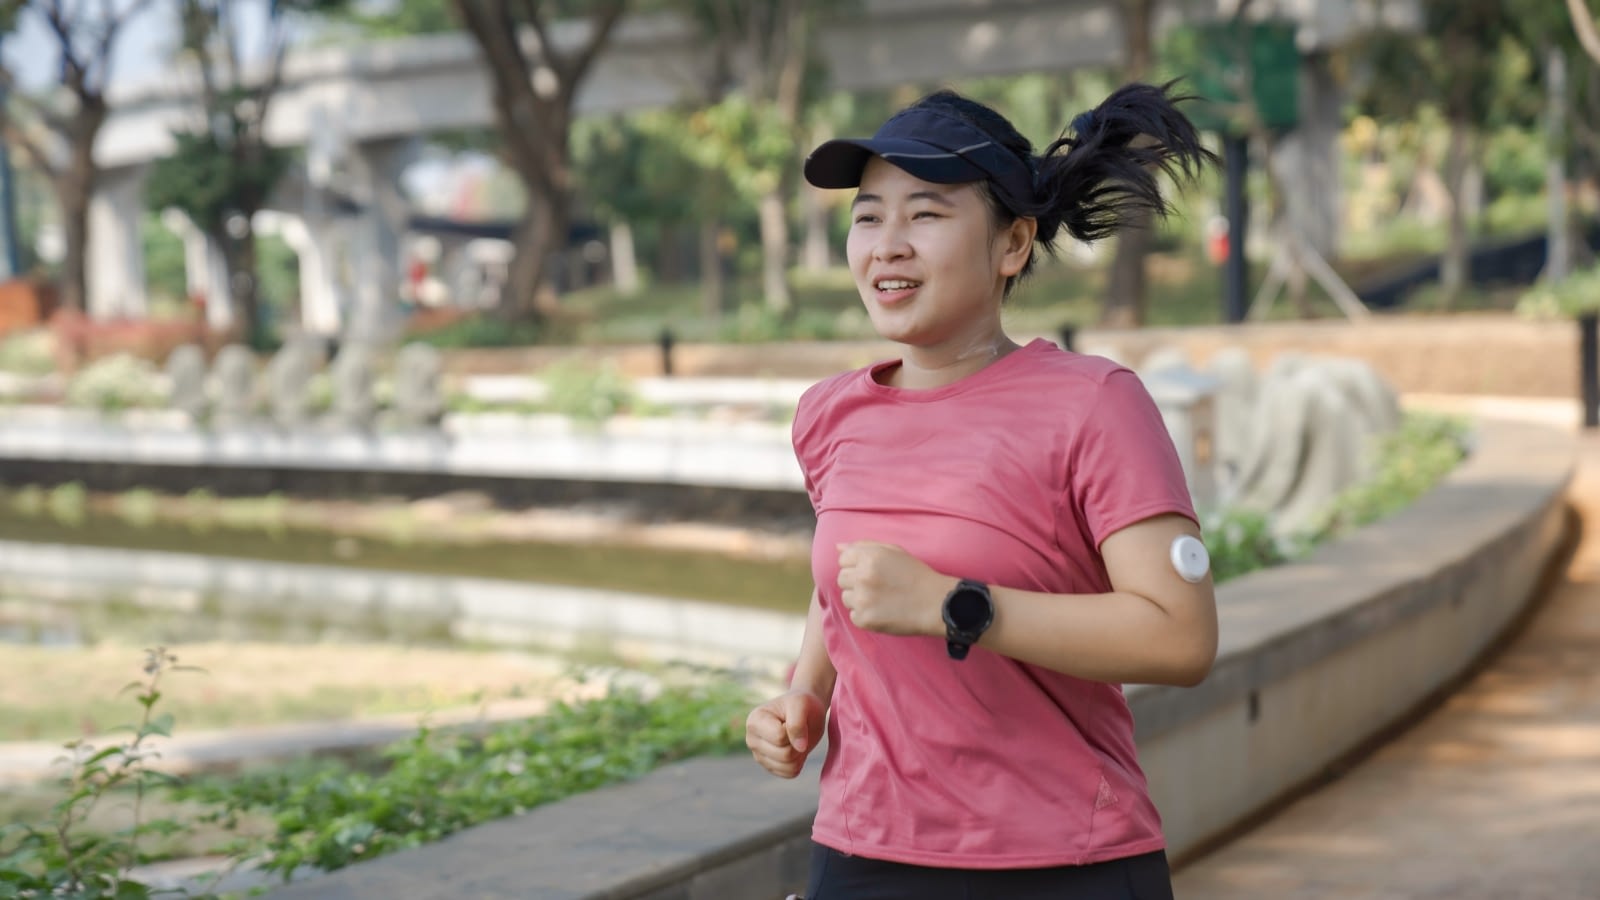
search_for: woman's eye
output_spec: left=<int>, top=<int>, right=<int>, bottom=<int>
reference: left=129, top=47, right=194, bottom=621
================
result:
left=854, top=214, right=879, bottom=224
left=913, top=210, right=941, bottom=220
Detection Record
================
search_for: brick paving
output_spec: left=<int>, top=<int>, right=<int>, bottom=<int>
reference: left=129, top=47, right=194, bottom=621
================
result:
left=1174, top=433, right=1600, bottom=900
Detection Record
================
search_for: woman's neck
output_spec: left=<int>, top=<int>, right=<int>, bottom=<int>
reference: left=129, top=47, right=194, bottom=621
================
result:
left=891, top=328, right=1020, bottom=390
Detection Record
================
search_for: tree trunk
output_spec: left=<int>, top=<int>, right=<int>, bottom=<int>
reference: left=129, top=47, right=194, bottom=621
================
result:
left=610, top=221, right=640, bottom=295
left=758, top=189, right=792, bottom=314
left=1101, top=0, right=1154, bottom=327
left=220, top=227, right=262, bottom=349
left=802, top=184, right=832, bottom=271
left=57, top=171, right=91, bottom=316
left=1103, top=220, right=1150, bottom=328
left=504, top=186, right=565, bottom=322
left=1440, top=115, right=1473, bottom=304
left=700, top=219, right=726, bottom=321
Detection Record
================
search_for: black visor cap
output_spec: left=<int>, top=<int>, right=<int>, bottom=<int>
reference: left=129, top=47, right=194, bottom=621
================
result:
left=803, top=106, right=1034, bottom=202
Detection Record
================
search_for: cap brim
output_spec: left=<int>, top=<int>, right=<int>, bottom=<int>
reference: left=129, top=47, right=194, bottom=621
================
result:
left=803, top=137, right=988, bottom=189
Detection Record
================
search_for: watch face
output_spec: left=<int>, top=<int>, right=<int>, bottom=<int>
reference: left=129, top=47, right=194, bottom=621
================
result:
left=946, top=588, right=991, bottom=631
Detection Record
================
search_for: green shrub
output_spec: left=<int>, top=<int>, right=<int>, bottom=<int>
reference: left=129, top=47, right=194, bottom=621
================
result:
left=1207, top=412, right=1469, bottom=582
left=1515, top=262, right=1600, bottom=319
left=0, top=329, right=58, bottom=376
left=183, top=681, right=751, bottom=880
left=66, top=354, right=167, bottom=413
left=1305, top=413, right=1470, bottom=542
left=539, top=358, right=636, bottom=422
left=1204, top=508, right=1299, bottom=583
left=413, top=315, right=543, bottom=349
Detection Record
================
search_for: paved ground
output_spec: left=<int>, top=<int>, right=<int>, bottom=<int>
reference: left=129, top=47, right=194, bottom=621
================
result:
left=1174, top=431, right=1600, bottom=900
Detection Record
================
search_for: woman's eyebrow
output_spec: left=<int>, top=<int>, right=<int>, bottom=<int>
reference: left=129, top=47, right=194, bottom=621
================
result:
left=851, top=190, right=957, bottom=208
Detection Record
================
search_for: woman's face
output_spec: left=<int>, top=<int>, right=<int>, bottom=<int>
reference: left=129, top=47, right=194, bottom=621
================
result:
left=846, top=157, right=1032, bottom=350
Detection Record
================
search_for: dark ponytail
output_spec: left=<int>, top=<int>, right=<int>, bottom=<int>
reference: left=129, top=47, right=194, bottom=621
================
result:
left=1031, top=81, right=1215, bottom=246
left=907, top=81, right=1216, bottom=293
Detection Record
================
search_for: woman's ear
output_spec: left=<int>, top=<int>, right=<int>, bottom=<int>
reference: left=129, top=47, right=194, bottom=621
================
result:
left=998, top=216, right=1038, bottom=278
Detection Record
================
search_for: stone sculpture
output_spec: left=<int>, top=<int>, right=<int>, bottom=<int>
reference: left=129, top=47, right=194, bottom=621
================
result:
left=331, top=343, right=378, bottom=429
left=164, top=344, right=208, bottom=423
left=1223, top=353, right=1401, bottom=538
left=268, top=338, right=325, bottom=429
left=211, top=344, right=257, bottom=426
left=392, top=341, right=445, bottom=428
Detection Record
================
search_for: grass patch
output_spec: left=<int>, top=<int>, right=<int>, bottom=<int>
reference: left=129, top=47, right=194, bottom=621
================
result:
left=0, top=643, right=570, bottom=743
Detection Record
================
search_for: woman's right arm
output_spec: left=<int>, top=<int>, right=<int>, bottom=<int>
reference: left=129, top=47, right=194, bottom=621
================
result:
left=745, top=589, right=834, bottom=778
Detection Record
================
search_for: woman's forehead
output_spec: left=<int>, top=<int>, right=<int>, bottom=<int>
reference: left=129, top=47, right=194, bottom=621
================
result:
left=856, top=159, right=978, bottom=201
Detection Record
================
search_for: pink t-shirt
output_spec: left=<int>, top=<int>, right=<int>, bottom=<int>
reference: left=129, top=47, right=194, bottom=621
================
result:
left=792, top=338, right=1197, bottom=869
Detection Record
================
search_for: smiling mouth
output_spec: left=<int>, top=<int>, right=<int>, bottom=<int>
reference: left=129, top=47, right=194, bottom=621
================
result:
left=874, top=279, right=922, bottom=293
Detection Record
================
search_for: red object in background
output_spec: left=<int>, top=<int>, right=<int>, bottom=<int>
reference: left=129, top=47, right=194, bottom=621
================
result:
left=0, top=278, right=58, bottom=336
left=1204, top=214, right=1230, bottom=266
left=1206, top=229, right=1230, bottom=266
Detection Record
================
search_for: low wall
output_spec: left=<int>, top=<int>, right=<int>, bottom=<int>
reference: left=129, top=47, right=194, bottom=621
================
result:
left=263, top=415, right=1575, bottom=900
left=444, top=315, right=1580, bottom=398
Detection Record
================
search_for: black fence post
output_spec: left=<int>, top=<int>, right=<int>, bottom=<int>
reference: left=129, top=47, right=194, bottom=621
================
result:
left=659, top=327, right=675, bottom=377
left=1222, top=133, right=1250, bottom=324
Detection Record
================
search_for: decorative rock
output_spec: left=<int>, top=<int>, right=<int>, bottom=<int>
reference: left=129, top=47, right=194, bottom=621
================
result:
left=211, top=344, right=258, bottom=426
left=164, top=344, right=208, bottom=423
left=331, top=343, right=378, bottom=429
left=391, top=342, right=445, bottom=428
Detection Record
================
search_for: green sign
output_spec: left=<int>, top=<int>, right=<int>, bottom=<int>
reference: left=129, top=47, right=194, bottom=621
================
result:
left=1182, top=20, right=1301, bottom=134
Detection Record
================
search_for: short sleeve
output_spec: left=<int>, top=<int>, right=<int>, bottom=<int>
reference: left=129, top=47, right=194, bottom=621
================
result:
left=1067, top=368, right=1198, bottom=550
left=791, top=383, right=827, bottom=512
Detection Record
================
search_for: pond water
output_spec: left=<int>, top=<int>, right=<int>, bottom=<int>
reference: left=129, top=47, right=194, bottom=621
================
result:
left=0, top=508, right=813, bottom=665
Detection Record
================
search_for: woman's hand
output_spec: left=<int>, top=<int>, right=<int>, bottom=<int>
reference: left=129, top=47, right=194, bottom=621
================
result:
left=836, top=541, right=949, bottom=636
left=746, top=689, right=828, bottom=779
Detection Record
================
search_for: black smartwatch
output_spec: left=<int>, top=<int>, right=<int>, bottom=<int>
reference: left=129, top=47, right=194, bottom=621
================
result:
left=941, top=579, right=994, bottom=661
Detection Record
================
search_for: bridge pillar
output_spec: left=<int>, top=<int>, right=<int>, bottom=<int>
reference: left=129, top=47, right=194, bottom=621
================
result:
left=159, top=209, right=233, bottom=332
left=347, top=137, right=417, bottom=344
left=86, top=165, right=149, bottom=320
left=275, top=212, right=352, bottom=338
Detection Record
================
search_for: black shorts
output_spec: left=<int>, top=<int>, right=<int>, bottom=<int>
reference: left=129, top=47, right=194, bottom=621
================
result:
left=801, top=842, right=1175, bottom=900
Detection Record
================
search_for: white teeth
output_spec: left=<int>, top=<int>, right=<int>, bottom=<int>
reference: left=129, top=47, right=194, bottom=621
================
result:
left=876, top=280, right=919, bottom=291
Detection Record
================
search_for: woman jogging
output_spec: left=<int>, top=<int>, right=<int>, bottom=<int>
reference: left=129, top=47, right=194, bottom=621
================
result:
left=745, top=81, right=1221, bottom=899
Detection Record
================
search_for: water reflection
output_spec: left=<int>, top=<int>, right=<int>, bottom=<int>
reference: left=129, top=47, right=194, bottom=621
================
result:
left=0, top=538, right=807, bottom=670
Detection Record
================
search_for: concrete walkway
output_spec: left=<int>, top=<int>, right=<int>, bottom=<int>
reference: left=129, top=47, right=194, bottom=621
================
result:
left=1173, top=432, right=1600, bottom=899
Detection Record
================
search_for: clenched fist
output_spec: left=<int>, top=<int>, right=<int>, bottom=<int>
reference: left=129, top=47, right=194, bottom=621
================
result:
left=746, top=689, right=827, bottom=779
left=836, top=541, right=948, bottom=636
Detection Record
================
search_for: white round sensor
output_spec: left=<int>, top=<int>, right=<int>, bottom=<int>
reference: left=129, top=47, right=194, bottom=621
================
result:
left=1170, top=535, right=1210, bottom=583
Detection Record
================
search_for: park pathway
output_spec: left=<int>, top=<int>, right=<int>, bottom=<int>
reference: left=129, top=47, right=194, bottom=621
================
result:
left=1173, top=431, right=1600, bottom=899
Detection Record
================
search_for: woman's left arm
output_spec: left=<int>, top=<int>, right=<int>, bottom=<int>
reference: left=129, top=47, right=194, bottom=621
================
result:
left=837, top=513, right=1218, bottom=686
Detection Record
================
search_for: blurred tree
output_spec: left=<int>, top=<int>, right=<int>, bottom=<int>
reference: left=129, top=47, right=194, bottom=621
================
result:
left=0, top=0, right=157, bottom=317
left=448, top=0, right=626, bottom=324
left=1569, top=0, right=1600, bottom=65
left=1103, top=0, right=1155, bottom=328
left=1354, top=1, right=1543, bottom=304
left=686, top=1, right=849, bottom=317
left=144, top=0, right=343, bottom=350
left=574, top=111, right=727, bottom=300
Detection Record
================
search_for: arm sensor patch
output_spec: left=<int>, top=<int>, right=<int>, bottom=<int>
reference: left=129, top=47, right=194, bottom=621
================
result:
left=1170, top=535, right=1210, bottom=583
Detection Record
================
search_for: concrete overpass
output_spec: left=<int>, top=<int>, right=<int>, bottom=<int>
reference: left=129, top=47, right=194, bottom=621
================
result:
left=84, top=0, right=1416, bottom=339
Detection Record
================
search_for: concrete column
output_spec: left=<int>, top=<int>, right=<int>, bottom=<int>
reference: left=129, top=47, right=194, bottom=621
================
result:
left=347, top=137, right=417, bottom=344
left=159, top=208, right=232, bottom=331
left=277, top=212, right=351, bottom=337
left=86, top=165, right=149, bottom=319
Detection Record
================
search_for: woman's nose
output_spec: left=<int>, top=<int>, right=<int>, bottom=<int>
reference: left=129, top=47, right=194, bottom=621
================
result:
left=871, top=225, right=911, bottom=261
